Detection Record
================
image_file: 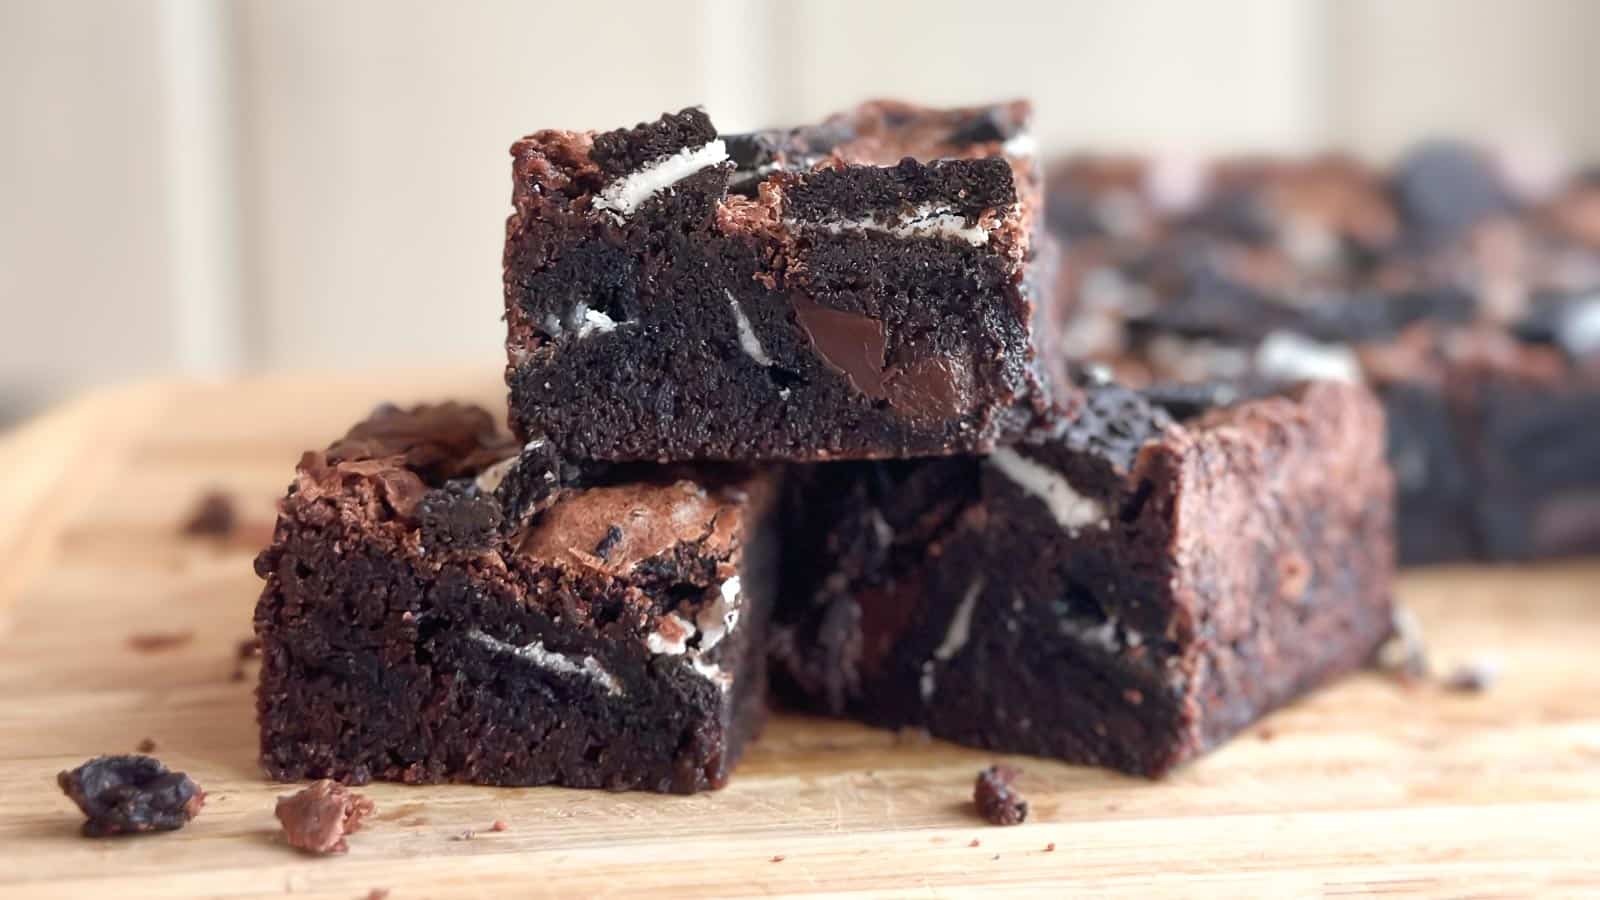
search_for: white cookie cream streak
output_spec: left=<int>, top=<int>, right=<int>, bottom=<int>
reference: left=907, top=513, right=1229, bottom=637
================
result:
left=1254, top=331, right=1363, bottom=383
left=1561, top=295, right=1600, bottom=357
left=592, top=139, right=730, bottom=218
left=724, top=291, right=773, bottom=366
left=921, top=576, right=987, bottom=702
left=643, top=577, right=744, bottom=690
left=794, top=202, right=1003, bottom=247
left=986, top=448, right=1107, bottom=534
left=1000, top=132, right=1038, bottom=159
left=465, top=629, right=622, bottom=696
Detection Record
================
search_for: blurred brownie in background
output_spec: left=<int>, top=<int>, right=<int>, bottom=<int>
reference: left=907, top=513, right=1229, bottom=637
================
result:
left=1044, top=144, right=1600, bottom=563
left=504, top=100, right=1067, bottom=463
left=771, top=376, right=1394, bottom=776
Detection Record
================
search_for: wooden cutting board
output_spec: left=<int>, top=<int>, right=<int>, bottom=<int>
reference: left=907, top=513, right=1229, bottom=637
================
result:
left=2, top=372, right=1598, bottom=899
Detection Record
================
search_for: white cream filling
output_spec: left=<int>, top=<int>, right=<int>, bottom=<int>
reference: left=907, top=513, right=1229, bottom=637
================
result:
left=576, top=305, right=618, bottom=338
left=1560, top=295, right=1600, bottom=357
left=643, top=578, right=744, bottom=690
left=725, top=290, right=773, bottom=366
left=1255, top=331, right=1362, bottom=384
left=932, top=577, right=985, bottom=662
left=695, top=577, right=742, bottom=653
left=593, top=139, right=729, bottom=218
left=473, top=455, right=519, bottom=495
left=798, top=202, right=998, bottom=247
left=987, top=449, right=1107, bottom=533
left=465, top=629, right=621, bottom=696
left=1000, top=133, right=1038, bottom=159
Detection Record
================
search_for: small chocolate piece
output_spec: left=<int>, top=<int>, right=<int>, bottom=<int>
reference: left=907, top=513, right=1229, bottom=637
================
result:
left=182, top=490, right=237, bottom=538
left=274, top=779, right=375, bottom=855
left=127, top=631, right=194, bottom=653
left=135, top=738, right=157, bottom=753
left=974, top=765, right=1028, bottom=826
left=57, top=755, right=205, bottom=837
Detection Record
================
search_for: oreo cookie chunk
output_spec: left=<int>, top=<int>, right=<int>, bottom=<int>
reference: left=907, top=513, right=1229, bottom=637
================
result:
left=771, top=380, right=1394, bottom=776
left=254, top=403, right=779, bottom=793
left=504, top=100, right=1064, bottom=462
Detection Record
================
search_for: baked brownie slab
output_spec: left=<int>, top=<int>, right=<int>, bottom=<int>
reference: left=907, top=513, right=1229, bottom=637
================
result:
left=504, top=100, right=1064, bottom=462
left=254, top=403, right=778, bottom=793
left=771, top=378, right=1394, bottom=777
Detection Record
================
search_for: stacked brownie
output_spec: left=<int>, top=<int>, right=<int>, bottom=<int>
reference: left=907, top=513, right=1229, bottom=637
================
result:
left=256, top=101, right=1396, bottom=792
left=1044, top=146, right=1600, bottom=563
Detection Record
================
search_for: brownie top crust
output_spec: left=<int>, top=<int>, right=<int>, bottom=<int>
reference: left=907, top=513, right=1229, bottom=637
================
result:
left=271, top=403, right=757, bottom=583
left=509, top=99, right=1038, bottom=261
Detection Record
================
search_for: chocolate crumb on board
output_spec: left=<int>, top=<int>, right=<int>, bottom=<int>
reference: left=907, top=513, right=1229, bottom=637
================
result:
left=366, top=890, right=391, bottom=900
left=968, top=839, right=981, bottom=848
left=770, top=855, right=785, bottom=863
left=274, top=779, right=375, bottom=855
left=57, top=755, right=206, bottom=837
left=1443, top=657, right=1502, bottom=693
left=1045, top=842, right=1056, bottom=852
left=490, top=819, right=508, bottom=832
left=230, top=636, right=263, bottom=681
left=182, top=489, right=237, bottom=538
left=1376, top=605, right=1429, bottom=684
left=135, top=738, right=157, bottom=753
left=974, top=765, right=1028, bottom=826
left=127, top=631, right=195, bottom=653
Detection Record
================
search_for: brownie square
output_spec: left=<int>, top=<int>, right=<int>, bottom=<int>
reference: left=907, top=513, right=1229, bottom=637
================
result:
left=253, top=403, right=778, bottom=793
left=504, top=100, right=1065, bottom=463
left=770, top=378, right=1395, bottom=776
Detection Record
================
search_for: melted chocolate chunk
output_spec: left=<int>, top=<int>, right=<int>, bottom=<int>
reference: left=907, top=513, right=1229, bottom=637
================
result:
left=792, top=299, right=888, bottom=400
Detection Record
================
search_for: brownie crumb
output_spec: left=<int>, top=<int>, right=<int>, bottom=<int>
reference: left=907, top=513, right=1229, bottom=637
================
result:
left=57, top=755, right=205, bottom=837
left=770, top=855, right=785, bottom=863
left=127, top=631, right=195, bottom=653
left=974, top=765, right=1028, bottom=826
left=230, top=636, right=263, bottom=681
left=1256, top=726, right=1276, bottom=742
left=1376, top=605, right=1429, bottom=684
left=968, top=839, right=981, bottom=848
left=182, top=490, right=237, bottom=538
left=274, top=779, right=375, bottom=854
left=1045, top=842, right=1056, bottom=852
left=366, top=890, right=391, bottom=900
left=490, top=819, right=508, bottom=832
left=1442, top=657, right=1501, bottom=693
left=135, top=738, right=157, bottom=753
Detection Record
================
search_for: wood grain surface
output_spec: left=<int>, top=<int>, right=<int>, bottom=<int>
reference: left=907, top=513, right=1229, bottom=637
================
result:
left=1, top=373, right=1597, bottom=899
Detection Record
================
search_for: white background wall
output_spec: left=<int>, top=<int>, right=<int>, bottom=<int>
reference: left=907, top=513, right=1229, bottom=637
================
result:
left=3, top=0, right=1598, bottom=418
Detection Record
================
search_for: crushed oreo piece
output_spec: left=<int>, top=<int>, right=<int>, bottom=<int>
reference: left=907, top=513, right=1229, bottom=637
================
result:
left=58, top=755, right=206, bottom=836
left=974, top=765, right=1028, bottom=826
left=493, top=438, right=567, bottom=528
left=182, top=490, right=237, bottom=538
left=1376, top=605, right=1429, bottom=684
left=1442, top=657, right=1501, bottom=693
left=593, top=525, right=624, bottom=561
left=274, top=779, right=375, bottom=855
left=417, top=483, right=504, bottom=551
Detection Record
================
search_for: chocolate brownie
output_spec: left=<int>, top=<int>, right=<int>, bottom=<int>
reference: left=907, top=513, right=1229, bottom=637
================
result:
left=770, top=377, right=1394, bottom=776
left=253, top=403, right=779, bottom=793
left=504, top=100, right=1065, bottom=462
left=1045, top=146, right=1600, bottom=564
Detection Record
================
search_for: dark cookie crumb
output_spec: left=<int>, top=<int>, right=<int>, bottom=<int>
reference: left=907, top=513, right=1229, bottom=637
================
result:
left=230, top=636, right=263, bottom=681
left=593, top=525, right=624, bottom=561
left=57, top=755, right=205, bottom=837
left=182, top=490, right=237, bottom=538
left=974, top=765, right=1028, bottom=826
left=451, top=829, right=477, bottom=841
left=274, top=779, right=375, bottom=854
left=127, top=631, right=195, bottom=653
left=1442, top=657, right=1501, bottom=693
left=136, top=738, right=157, bottom=753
